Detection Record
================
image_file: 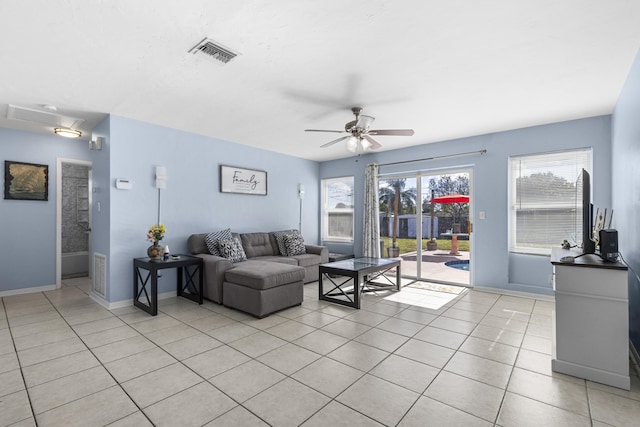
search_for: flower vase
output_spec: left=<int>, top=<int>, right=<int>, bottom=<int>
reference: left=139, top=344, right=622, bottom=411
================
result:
left=147, top=242, right=165, bottom=261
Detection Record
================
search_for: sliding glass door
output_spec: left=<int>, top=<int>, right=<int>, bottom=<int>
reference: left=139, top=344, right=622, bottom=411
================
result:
left=378, top=168, right=472, bottom=286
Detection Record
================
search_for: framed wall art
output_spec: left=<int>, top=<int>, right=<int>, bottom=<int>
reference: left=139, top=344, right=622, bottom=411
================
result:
left=220, top=165, right=267, bottom=195
left=4, top=160, right=49, bottom=201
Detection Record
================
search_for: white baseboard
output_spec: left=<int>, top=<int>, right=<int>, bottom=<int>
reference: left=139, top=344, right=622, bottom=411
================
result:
left=504, top=282, right=555, bottom=297
left=552, top=357, right=630, bottom=390
left=89, top=291, right=112, bottom=309
left=631, top=341, right=640, bottom=377
left=0, top=284, right=57, bottom=298
left=473, top=284, right=555, bottom=302
left=91, top=290, right=178, bottom=310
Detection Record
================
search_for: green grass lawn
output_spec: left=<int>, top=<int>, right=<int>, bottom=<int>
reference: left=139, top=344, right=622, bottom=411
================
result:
left=380, top=237, right=469, bottom=253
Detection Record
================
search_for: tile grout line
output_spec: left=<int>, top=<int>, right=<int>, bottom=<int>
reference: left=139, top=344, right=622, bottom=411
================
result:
left=151, top=290, right=414, bottom=425
left=157, top=309, right=279, bottom=426
left=2, top=295, right=39, bottom=427
left=295, top=286, right=490, bottom=425
left=491, top=299, right=596, bottom=423
left=432, top=289, right=510, bottom=425
left=111, top=283, right=533, bottom=425
left=242, top=297, right=399, bottom=426
left=121, top=295, right=286, bottom=425
left=180, top=297, right=363, bottom=424
left=489, top=296, right=529, bottom=426
left=10, top=281, right=635, bottom=425
left=107, top=302, right=252, bottom=425
left=39, top=286, right=156, bottom=426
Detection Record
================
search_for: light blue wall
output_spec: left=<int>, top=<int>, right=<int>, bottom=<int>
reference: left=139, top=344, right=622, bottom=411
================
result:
left=90, top=116, right=112, bottom=299
left=0, top=128, right=90, bottom=292
left=103, top=116, right=320, bottom=303
left=612, top=48, right=640, bottom=352
left=0, top=111, right=617, bottom=300
left=320, top=116, right=612, bottom=294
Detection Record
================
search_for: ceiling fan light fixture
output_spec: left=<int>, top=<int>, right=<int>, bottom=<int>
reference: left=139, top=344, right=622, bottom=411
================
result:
left=356, top=114, right=375, bottom=130
left=54, top=127, right=82, bottom=138
left=308, top=107, right=414, bottom=153
left=346, top=136, right=358, bottom=153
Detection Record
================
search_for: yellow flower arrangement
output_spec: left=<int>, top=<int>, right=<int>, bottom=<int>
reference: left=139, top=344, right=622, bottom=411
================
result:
left=147, top=224, right=166, bottom=244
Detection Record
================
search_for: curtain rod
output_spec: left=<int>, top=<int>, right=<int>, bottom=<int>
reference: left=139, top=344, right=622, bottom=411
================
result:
left=378, top=149, right=487, bottom=167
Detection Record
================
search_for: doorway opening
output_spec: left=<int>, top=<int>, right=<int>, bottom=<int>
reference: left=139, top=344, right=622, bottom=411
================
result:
left=57, top=158, right=92, bottom=288
left=378, top=168, right=472, bottom=287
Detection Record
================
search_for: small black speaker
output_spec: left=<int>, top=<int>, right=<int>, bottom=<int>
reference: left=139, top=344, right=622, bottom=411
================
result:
left=599, top=229, right=619, bottom=262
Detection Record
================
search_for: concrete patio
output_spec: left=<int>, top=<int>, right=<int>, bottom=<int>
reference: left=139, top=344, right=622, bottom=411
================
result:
left=397, top=249, right=470, bottom=286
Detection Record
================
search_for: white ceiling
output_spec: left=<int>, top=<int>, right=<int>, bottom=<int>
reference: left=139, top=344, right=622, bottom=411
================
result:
left=1, top=1, right=639, bottom=162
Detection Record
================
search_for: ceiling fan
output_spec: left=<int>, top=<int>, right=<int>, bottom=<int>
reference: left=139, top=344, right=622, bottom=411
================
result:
left=305, top=107, right=415, bottom=153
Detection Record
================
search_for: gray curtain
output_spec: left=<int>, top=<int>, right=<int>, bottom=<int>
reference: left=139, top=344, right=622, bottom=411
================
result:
left=363, top=163, right=380, bottom=257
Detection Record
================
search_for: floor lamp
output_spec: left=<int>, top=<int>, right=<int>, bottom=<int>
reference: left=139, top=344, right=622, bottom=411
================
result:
left=298, top=184, right=305, bottom=231
left=155, top=166, right=167, bottom=256
left=155, top=166, right=167, bottom=224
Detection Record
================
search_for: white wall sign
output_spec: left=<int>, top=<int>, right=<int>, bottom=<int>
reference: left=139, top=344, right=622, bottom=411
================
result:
left=220, top=165, right=267, bottom=195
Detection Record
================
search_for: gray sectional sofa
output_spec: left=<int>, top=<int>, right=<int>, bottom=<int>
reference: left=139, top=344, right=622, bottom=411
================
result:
left=187, top=230, right=328, bottom=317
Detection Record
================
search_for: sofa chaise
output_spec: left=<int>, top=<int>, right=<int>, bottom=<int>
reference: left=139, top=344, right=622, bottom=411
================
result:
left=187, top=230, right=328, bottom=317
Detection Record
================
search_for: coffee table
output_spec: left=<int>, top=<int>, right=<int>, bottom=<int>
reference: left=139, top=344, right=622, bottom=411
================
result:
left=318, top=257, right=401, bottom=309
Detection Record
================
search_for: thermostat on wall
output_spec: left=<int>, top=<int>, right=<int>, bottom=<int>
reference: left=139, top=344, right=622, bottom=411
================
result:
left=115, top=179, right=132, bottom=190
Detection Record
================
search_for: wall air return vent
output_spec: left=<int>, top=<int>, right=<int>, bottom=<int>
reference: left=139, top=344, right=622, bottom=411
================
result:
left=93, top=252, right=106, bottom=298
left=188, top=38, right=238, bottom=64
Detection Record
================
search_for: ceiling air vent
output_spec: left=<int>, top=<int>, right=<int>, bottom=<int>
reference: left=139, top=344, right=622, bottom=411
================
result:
left=7, top=104, right=84, bottom=128
left=188, top=38, right=238, bottom=64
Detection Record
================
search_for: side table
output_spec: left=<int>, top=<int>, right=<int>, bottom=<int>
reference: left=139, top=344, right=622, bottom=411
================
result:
left=133, top=255, right=203, bottom=316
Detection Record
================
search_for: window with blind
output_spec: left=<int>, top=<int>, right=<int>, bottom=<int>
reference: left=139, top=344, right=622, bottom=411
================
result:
left=321, top=176, right=354, bottom=242
left=509, top=148, right=592, bottom=255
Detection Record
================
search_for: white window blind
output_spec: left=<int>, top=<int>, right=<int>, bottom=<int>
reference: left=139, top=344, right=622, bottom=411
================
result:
left=321, top=176, right=354, bottom=242
left=509, top=149, right=592, bottom=255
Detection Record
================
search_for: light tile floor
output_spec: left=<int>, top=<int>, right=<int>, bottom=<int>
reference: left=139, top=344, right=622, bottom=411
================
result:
left=1, top=277, right=639, bottom=426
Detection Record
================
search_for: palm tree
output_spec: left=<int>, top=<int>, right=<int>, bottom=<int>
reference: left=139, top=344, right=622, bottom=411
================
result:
left=379, top=179, right=416, bottom=250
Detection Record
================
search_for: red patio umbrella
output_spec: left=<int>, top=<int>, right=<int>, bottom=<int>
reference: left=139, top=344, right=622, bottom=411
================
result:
left=431, top=193, right=470, bottom=254
left=431, top=194, right=470, bottom=236
left=430, top=194, right=469, bottom=204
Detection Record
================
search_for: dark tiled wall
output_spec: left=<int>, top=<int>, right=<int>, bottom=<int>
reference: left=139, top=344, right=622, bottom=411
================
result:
left=61, top=163, right=89, bottom=253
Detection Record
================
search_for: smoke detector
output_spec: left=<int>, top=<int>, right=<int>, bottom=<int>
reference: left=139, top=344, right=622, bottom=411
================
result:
left=188, top=38, right=238, bottom=64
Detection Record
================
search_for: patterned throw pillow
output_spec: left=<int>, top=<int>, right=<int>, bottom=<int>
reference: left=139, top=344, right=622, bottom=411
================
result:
left=283, top=233, right=306, bottom=256
left=217, top=237, right=247, bottom=263
left=273, top=229, right=300, bottom=255
left=204, top=228, right=232, bottom=256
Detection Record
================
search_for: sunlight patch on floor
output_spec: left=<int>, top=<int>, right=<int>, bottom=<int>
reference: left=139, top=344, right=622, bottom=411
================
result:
left=380, top=280, right=466, bottom=310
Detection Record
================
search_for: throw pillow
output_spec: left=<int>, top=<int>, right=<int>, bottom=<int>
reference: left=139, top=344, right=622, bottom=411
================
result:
left=204, top=228, right=232, bottom=256
left=218, top=237, right=247, bottom=263
left=283, top=233, right=306, bottom=256
left=273, top=229, right=300, bottom=255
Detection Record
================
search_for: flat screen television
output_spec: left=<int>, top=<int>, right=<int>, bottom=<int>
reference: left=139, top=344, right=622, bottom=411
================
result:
left=580, top=169, right=596, bottom=254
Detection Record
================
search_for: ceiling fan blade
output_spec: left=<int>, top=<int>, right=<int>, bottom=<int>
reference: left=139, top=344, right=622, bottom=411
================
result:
left=321, top=135, right=351, bottom=148
left=355, top=114, right=375, bottom=130
left=305, top=129, right=345, bottom=133
left=369, top=129, right=415, bottom=136
left=363, top=135, right=382, bottom=150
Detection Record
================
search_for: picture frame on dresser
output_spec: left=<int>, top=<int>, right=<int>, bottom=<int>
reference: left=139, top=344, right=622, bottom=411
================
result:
left=220, top=164, right=267, bottom=195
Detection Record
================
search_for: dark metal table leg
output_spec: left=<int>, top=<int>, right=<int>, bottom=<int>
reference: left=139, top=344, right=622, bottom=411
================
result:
left=354, top=272, right=361, bottom=309
left=150, top=266, right=158, bottom=315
